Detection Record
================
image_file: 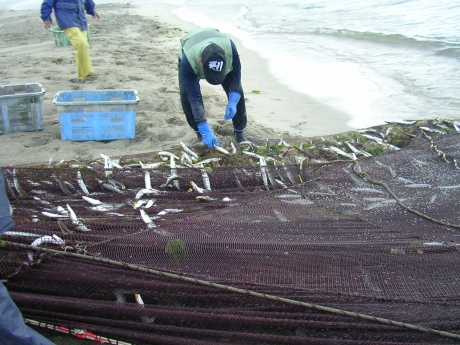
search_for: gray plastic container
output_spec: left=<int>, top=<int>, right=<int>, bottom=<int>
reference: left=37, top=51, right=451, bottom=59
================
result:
left=0, top=83, right=45, bottom=134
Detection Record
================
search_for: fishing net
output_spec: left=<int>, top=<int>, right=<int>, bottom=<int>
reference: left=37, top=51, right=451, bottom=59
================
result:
left=1, top=121, right=460, bottom=344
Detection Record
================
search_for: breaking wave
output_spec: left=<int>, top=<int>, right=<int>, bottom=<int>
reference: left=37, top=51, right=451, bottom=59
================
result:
left=312, top=28, right=459, bottom=56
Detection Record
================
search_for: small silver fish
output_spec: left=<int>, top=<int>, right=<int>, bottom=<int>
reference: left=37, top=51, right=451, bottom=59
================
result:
left=324, top=146, right=356, bottom=160
left=12, top=169, right=28, bottom=197
left=157, top=208, right=183, bottom=215
left=98, top=180, right=123, bottom=193
left=58, top=178, right=73, bottom=196
left=231, top=138, right=243, bottom=155
left=181, top=150, right=194, bottom=165
left=278, top=138, right=290, bottom=147
left=139, top=161, right=162, bottom=169
left=107, top=178, right=126, bottom=190
left=273, top=209, right=289, bottom=222
left=351, top=188, right=385, bottom=194
left=28, top=234, right=65, bottom=261
left=283, top=166, right=297, bottom=184
left=135, top=188, right=162, bottom=199
left=144, top=170, right=152, bottom=190
left=230, top=141, right=237, bottom=154
left=56, top=206, right=68, bottom=216
left=77, top=170, right=90, bottom=194
left=132, top=200, right=146, bottom=209
left=265, top=162, right=277, bottom=187
left=66, top=204, right=90, bottom=231
left=140, top=209, right=157, bottom=230
left=275, top=179, right=288, bottom=189
left=161, top=174, right=181, bottom=188
left=242, top=151, right=275, bottom=161
left=30, top=234, right=65, bottom=247
left=357, top=128, right=378, bottom=134
left=385, top=120, right=416, bottom=125
left=111, top=159, right=123, bottom=170
left=158, top=151, right=180, bottom=161
left=234, top=173, right=243, bottom=189
left=3, top=231, right=42, bottom=237
left=213, top=143, right=229, bottom=155
left=259, top=157, right=269, bottom=190
left=200, top=165, right=211, bottom=191
left=100, top=153, right=114, bottom=178
left=5, top=174, right=18, bottom=199
left=134, top=294, right=156, bottom=324
left=196, top=195, right=218, bottom=202
left=41, top=211, right=67, bottom=218
left=192, top=158, right=222, bottom=167
left=434, top=123, right=450, bottom=130
left=453, top=123, right=460, bottom=133
left=144, top=199, right=155, bottom=209
left=180, top=141, right=198, bottom=160
left=90, top=205, right=110, bottom=212
left=238, top=141, right=255, bottom=149
left=420, top=126, right=445, bottom=134
left=170, top=155, right=180, bottom=190
left=435, top=184, right=460, bottom=190
left=82, top=195, right=102, bottom=205
left=403, top=183, right=432, bottom=188
left=190, top=181, right=204, bottom=194
left=363, top=197, right=388, bottom=202
left=345, top=142, right=372, bottom=157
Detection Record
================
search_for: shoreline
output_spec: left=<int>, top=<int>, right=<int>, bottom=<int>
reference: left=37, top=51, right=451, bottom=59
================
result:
left=128, top=2, right=355, bottom=138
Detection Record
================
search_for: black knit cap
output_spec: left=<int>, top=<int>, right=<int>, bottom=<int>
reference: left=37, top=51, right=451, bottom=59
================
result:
left=201, top=43, right=226, bottom=85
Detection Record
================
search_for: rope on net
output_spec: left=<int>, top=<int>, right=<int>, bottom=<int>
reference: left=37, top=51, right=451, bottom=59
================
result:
left=352, top=161, right=460, bottom=229
left=2, top=240, right=460, bottom=341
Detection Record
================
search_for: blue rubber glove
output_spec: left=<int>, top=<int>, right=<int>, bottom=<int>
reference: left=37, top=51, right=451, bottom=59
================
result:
left=224, top=92, right=241, bottom=120
left=197, top=122, right=219, bottom=149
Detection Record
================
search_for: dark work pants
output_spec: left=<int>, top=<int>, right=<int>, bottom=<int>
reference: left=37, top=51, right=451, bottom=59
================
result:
left=0, top=169, right=14, bottom=233
left=0, top=283, right=55, bottom=345
left=178, top=61, right=247, bottom=133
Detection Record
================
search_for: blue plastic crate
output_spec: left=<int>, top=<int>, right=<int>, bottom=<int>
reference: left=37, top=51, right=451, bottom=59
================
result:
left=0, top=83, right=45, bottom=134
left=53, top=89, right=139, bottom=141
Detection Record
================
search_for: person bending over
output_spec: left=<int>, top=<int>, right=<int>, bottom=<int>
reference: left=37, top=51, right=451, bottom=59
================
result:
left=178, top=27, right=248, bottom=148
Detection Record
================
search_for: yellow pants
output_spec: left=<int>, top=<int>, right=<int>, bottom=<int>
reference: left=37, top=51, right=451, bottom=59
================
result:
left=64, top=27, right=92, bottom=80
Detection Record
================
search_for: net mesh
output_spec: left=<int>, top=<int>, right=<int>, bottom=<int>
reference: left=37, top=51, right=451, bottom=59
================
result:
left=1, top=124, right=460, bottom=344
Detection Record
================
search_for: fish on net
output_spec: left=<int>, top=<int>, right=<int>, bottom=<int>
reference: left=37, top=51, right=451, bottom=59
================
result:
left=2, top=121, right=460, bottom=344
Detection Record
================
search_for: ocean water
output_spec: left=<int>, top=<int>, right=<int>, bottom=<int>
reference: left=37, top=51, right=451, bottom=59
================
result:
left=169, top=0, right=460, bottom=129
left=2, top=0, right=459, bottom=129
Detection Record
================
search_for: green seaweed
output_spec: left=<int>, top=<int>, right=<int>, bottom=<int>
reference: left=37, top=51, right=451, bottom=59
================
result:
left=165, top=239, right=188, bottom=266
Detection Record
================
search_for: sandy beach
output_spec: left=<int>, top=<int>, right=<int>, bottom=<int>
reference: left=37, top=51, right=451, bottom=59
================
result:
left=0, top=1, right=354, bottom=167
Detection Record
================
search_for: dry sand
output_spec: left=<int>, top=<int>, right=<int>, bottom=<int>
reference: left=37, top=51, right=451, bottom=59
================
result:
left=0, top=2, right=354, bottom=168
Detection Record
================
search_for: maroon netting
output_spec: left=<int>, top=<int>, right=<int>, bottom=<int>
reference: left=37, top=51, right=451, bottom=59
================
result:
left=1, top=131, right=460, bottom=344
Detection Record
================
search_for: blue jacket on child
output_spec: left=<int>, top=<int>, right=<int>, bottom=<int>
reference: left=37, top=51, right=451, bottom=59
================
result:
left=40, top=0, right=97, bottom=31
